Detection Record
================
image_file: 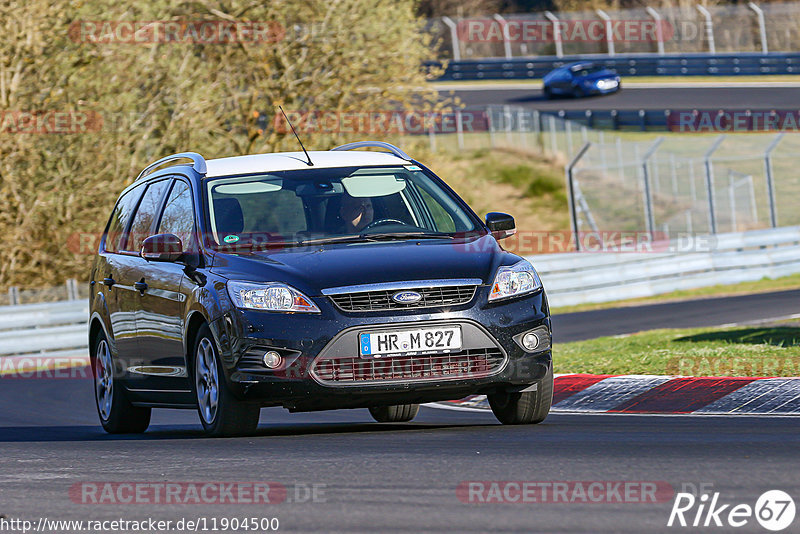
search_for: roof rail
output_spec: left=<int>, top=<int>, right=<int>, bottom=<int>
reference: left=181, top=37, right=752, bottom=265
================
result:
left=331, top=141, right=411, bottom=161
left=135, top=152, right=207, bottom=181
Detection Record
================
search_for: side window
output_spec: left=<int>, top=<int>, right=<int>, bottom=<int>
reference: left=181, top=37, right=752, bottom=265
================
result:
left=103, top=185, right=145, bottom=253
left=124, top=179, right=170, bottom=252
left=417, top=187, right=456, bottom=232
left=157, top=180, right=195, bottom=245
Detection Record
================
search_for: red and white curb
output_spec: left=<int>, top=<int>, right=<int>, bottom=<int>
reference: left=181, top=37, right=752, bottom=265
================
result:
left=428, top=374, right=800, bottom=415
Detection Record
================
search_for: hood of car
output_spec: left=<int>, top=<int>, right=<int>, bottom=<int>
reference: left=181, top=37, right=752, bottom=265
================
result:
left=210, top=233, right=510, bottom=295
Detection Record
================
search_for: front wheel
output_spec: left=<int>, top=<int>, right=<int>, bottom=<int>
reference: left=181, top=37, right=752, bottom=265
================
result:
left=93, top=331, right=151, bottom=434
left=193, top=324, right=260, bottom=437
left=488, top=366, right=553, bottom=425
left=369, top=404, right=420, bottom=423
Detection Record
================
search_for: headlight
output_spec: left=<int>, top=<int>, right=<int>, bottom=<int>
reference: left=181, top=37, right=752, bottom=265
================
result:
left=488, top=259, right=542, bottom=302
left=227, top=281, right=320, bottom=313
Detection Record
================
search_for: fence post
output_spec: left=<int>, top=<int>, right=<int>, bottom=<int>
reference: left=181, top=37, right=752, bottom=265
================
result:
left=492, top=14, right=513, bottom=59
left=488, top=107, right=496, bottom=147
left=441, top=16, right=461, bottom=61
left=748, top=2, right=768, bottom=54
left=503, top=105, right=513, bottom=145
left=703, top=135, right=726, bottom=234
left=565, top=119, right=574, bottom=158
left=532, top=109, right=541, bottom=150
left=518, top=109, right=528, bottom=148
left=641, top=137, right=664, bottom=236
left=8, top=287, right=20, bottom=306
left=549, top=115, right=558, bottom=154
left=728, top=172, right=738, bottom=232
left=645, top=7, right=665, bottom=55
left=696, top=5, right=716, bottom=54
left=595, top=9, right=615, bottom=56
left=565, top=143, right=592, bottom=251
left=456, top=110, right=465, bottom=150
left=544, top=11, right=564, bottom=58
left=764, top=132, right=784, bottom=228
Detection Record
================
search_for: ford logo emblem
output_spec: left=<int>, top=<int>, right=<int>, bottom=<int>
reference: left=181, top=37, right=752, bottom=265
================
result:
left=392, top=290, right=422, bottom=304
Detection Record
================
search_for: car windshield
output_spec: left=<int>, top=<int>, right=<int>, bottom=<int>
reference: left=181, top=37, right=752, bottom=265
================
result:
left=204, top=165, right=480, bottom=248
left=571, top=65, right=606, bottom=76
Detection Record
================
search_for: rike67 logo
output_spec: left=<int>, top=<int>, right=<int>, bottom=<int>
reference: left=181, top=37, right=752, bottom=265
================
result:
left=668, top=490, right=795, bottom=531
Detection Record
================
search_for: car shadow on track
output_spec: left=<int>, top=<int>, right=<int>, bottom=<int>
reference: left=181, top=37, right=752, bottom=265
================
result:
left=674, top=326, right=800, bottom=347
left=0, top=420, right=500, bottom=442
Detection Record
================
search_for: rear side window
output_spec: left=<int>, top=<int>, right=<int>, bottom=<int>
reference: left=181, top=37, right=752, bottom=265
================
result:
left=157, top=180, right=195, bottom=245
left=125, top=180, right=170, bottom=252
left=104, top=185, right=145, bottom=253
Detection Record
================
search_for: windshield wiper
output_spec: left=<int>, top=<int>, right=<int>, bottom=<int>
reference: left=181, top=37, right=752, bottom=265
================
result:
left=359, top=231, right=455, bottom=240
left=295, top=235, right=376, bottom=246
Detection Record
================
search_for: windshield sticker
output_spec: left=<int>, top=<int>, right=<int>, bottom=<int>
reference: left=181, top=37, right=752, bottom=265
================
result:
left=404, top=165, right=421, bottom=171
left=223, top=235, right=240, bottom=244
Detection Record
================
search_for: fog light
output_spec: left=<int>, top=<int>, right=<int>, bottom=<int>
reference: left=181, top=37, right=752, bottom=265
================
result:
left=521, top=332, right=540, bottom=351
left=263, top=351, right=283, bottom=369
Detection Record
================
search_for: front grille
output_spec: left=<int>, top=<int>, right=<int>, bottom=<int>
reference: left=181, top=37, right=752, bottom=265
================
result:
left=329, top=285, right=477, bottom=312
left=312, top=348, right=505, bottom=385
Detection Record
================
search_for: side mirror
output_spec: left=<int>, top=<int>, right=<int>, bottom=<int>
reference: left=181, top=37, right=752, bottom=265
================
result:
left=485, top=212, right=516, bottom=240
left=141, top=233, right=184, bottom=262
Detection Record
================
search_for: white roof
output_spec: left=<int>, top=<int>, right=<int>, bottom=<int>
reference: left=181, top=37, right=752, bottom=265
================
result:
left=205, top=150, right=408, bottom=178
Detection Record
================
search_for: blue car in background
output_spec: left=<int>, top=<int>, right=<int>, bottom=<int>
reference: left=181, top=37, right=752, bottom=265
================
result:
left=542, top=62, right=621, bottom=98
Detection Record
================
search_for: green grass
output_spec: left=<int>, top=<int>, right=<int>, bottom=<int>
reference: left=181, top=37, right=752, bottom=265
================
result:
left=555, top=325, right=800, bottom=377
left=551, top=272, right=800, bottom=314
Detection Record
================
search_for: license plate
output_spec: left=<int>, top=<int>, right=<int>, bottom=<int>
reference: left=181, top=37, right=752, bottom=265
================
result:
left=359, top=326, right=462, bottom=358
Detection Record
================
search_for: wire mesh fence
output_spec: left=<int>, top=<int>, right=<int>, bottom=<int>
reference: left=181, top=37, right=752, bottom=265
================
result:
left=416, top=104, right=800, bottom=245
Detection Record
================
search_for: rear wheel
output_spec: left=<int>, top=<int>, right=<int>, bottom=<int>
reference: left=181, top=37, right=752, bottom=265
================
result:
left=543, top=86, right=553, bottom=99
left=488, top=366, right=553, bottom=425
left=93, top=331, right=151, bottom=434
left=369, top=404, right=420, bottom=423
left=193, top=324, right=260, bottom=437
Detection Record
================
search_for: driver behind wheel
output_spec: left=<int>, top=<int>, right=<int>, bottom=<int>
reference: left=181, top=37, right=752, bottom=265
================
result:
left=339, top=193, right=374, bottom=233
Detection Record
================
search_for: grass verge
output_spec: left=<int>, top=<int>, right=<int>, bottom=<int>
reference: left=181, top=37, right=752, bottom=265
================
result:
left=550, top=273, right=800, bottom=314
left=555, top=324, right=800, bottom=377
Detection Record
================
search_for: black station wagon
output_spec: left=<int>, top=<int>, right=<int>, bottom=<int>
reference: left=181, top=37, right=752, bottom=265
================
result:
left=89, top=141, right=553, bottom=436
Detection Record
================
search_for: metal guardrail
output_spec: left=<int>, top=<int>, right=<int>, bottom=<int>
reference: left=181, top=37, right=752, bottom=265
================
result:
left=530, top=226, right=800, bottom=307
left=0, top=300, right=88, bottom=359
left=0, top=227, right=799, bottom=355
left=431, top=52, right=800, bottom=81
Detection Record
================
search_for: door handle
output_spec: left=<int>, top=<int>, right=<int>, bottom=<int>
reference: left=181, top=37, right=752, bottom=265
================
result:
left=134, top=281, right=148, bottom=294
left=102, top=276, right=115, bottom=287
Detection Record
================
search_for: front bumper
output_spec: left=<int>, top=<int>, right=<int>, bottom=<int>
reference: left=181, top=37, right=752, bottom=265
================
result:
left=211, top=286, right=551, bottom=412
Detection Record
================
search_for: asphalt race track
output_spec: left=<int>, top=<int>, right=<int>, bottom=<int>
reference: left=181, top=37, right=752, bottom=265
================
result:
left=2, top=291, right=799, bottom=532
left=444, top=85, right=800, bottom=111
left=2, top=377, right=799, bottom=533
left=552, top=288, right=800, bottom=342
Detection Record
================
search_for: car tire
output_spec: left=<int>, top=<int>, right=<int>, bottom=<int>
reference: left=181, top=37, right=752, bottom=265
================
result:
left=369, top=404, right=420, bottom=423
left=93, top=330, right=151, bottom=434
left=193, top=324, right=260, bottom=437
left=572, top=85, right=585, bottom=98
left=488, top=365, right=553, bottom=425
left=543, top=86, right=553, bottom=99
